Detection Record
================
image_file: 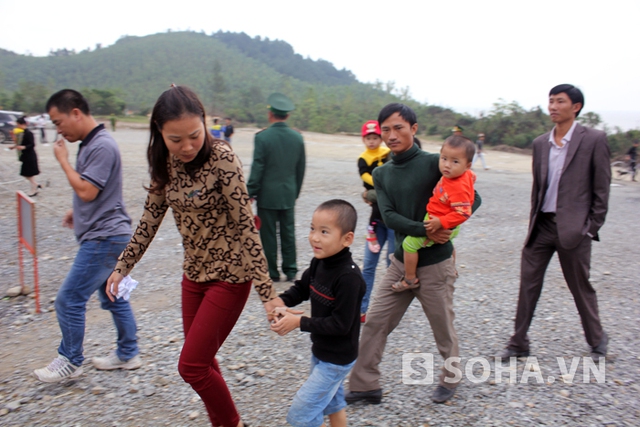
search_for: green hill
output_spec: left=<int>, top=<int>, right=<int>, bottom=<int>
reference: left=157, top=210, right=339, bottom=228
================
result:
left=0, top=31, right=414, bottom=131
left=1, top=32, right=291, bottom=109
left=8, top=30, right=624, bottom=154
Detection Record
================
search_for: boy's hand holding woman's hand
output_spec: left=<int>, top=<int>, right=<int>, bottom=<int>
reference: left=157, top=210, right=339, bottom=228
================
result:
left=264, top=297, right=303, bottom=335
left=270, top=310, right=302, bottom=336
left=264, top=297, right=304, bottom=322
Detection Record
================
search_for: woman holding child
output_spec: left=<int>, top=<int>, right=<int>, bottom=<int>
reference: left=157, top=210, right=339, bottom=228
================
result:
left=106, top=85, right=277, bottom=427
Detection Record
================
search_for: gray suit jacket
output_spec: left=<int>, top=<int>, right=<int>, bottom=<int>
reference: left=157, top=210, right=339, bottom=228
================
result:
left=525, top=123, right=611, bottom=249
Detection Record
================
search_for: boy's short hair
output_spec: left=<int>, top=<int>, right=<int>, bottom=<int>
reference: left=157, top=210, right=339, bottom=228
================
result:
left=46, top=89, right=91, bottom=115
left=443, top=135, right=476, bottom=163
left=316, top=199, right=357, bottom=234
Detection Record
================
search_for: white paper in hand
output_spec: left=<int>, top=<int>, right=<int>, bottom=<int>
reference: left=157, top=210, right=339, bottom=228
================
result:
left=111, top=275, right=139, bottom=301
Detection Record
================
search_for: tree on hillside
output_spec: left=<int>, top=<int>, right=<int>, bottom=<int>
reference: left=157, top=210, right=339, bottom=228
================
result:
left=48, top=48, right=76, bottom=57
left=294, top=88, right=319, bottom=130
left=398, top=86, right=412, bottom=102
left=607, top=129, right=640, bottom=155
left=470, top=100, right=548, bottom=148
left=238, top=86, right=265, bottom=125
left=7, top=81, right=50, bottom=113
left=83, top=89, right=126, bottom=115
left=212, top=31, right=357, bottom=86
left=578, top=112, right=602, bottom=129
left=210, top=59, right=227, bottom=114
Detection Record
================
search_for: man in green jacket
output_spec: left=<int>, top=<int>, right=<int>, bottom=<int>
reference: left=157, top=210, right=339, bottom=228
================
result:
left=247, top=93, right=306, bottom=282
left=345, top=103, right=481, bottom=405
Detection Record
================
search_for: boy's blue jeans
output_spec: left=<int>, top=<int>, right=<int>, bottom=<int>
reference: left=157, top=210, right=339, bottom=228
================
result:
left=361, top=224, right=394, bottom=313
left=55, top=235, right=139, bottom=367
left=287, top=355, right=355, bottom=427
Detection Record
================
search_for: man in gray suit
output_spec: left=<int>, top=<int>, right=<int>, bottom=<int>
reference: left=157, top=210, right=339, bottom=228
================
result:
left=500, top=84, right=611, bottom=360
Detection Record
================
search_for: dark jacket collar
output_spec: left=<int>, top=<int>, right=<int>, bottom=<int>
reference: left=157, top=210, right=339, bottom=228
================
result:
left=79, top=124, right=105, bottom=149
left=270, top=122, right=289, bottom=128
left=322, top=247, right=351, bottom=266
left=390, top=143, right=421, bottom=164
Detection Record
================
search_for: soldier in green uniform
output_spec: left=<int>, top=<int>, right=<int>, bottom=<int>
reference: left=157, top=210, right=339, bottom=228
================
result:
left=247, top=93, right=306, bottom=281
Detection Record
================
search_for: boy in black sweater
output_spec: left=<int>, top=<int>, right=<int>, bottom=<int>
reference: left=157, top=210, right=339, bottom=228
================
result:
left=270, top=199, right=365, bottom=427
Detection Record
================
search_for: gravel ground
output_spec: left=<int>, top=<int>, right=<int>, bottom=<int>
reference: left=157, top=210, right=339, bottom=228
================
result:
left=0, top=125, right=638, bottom=427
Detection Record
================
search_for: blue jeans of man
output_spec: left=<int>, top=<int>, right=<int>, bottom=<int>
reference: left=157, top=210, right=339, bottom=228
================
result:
left=361, top=224, right=395, bottom=313
left=55, top=235, right=139, bottom=367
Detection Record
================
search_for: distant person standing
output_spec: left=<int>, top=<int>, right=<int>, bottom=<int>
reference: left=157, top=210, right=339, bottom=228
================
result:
left=472, top=133, right=490, bottom=170
left=223, top=117, right=234, bottom=144
left=626, top=140, right=638, bottom=181
left=357, top=120, right=393, bottom=322
left=33, top=89, right=140, bottom=383
left=110, top=114, right=117, bottom=132
left=9, top=116, right=41, bottom=196
left=210, top=117, right=223, bottom=139
left=36, top=114, right=48, bottom=144
left=247, top=93, right=306, bottom=282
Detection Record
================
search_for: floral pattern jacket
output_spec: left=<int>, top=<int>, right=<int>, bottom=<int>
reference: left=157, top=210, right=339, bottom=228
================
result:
left=115, top=141, right=276, bottom=302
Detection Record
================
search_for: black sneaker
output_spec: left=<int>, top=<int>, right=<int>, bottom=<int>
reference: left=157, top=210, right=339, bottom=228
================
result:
left=431, top=385, right=456, bottom=403
left=345, top=389, right=382, bottom=405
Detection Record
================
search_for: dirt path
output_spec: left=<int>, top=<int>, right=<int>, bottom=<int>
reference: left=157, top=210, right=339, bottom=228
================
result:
left=0, top=126, right=638, bottom=426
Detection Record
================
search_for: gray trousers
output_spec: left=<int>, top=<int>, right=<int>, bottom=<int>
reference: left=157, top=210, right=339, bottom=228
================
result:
left=349, top=255, right=460, bottom=391
left=508, top=214, right=604, bottom=351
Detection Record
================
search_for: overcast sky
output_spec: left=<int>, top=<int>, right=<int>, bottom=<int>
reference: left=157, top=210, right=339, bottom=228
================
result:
left=1, top=0, right=638, bottom=129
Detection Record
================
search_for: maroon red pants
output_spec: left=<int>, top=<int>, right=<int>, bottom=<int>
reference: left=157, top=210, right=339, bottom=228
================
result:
left=178, top=275, right=251, bottom=427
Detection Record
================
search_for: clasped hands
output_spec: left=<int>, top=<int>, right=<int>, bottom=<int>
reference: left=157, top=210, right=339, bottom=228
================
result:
left=263, top=297, right=303, bottom=336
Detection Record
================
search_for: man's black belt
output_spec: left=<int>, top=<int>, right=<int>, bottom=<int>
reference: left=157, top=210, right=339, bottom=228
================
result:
left=540, top=212, right=556, bottom=223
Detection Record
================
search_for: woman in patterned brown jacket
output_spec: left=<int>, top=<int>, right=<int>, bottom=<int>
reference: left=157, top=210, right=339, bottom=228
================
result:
left=106, top=85, right=278, bottom=427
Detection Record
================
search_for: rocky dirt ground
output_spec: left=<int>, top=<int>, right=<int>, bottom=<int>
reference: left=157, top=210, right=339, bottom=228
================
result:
left=0, top=125, right=638, bottom=426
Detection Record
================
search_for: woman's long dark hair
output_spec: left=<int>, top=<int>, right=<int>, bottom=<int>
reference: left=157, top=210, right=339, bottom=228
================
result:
left=147, top=85, right=213, bottom=193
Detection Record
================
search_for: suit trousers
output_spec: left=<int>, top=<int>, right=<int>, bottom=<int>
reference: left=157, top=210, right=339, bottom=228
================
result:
left=257, top=207, right=297, bottom=279
left=349, top=256, right=459, bottom=391
left=508, top=214, right=604, bottom=351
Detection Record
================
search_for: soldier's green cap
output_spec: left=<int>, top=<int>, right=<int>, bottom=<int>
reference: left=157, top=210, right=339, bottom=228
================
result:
left=452, top=125, right=464, bottom=132
left=267, top=92, right=295, bottom=115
